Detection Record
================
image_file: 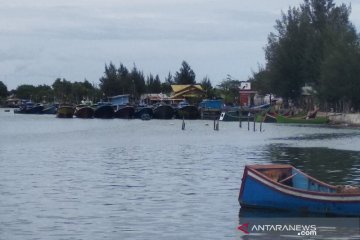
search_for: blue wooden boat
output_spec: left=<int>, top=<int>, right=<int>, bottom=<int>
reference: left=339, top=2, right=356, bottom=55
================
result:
left=239, top=164, right=360, bottom=216
left=14, top=101, right=44, bottom=114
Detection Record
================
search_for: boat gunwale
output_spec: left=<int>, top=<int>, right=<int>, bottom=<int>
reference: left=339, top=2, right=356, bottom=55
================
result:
left=274, top=113, right=328, bottom=123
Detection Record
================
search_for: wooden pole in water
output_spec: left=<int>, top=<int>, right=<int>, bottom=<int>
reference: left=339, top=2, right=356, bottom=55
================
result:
left=182, top=117, right=185, bottom=130
left=253, top=114, right=256, bottom=132
left=214, top=118, right=219, bottom=131
left=239, top=107, right=242, bottom=128
left=247, top=113, right=250, bottom=131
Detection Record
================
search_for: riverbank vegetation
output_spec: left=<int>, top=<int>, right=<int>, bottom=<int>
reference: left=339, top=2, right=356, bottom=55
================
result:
left=251, top=0, right=360, bottom=112
left=1, top=0, right=360, bottom=112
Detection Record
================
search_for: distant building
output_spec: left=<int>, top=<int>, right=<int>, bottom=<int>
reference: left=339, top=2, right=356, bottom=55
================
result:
left=170, top=84, right=205, bottom=104
left=239, top=82, right=256, bottom=107
left=5, top=95, right=21, bottom=108
left=140, top=93, right=172, bottom=105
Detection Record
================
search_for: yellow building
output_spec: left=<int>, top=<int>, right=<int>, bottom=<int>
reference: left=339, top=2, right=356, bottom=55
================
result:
left=171, top=85, right=205, bottom=104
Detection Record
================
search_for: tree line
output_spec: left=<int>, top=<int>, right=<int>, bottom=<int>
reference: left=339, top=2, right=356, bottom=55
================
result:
left=0, top=61, right=235, bottom=104
left=250, top=0, right=360, bottom=112
left=2, top=0, right=360, bottom=111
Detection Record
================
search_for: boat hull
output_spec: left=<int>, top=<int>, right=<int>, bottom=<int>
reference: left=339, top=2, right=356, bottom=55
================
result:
left=134, top=107, right=153, bottom=120
left=275, top=114, right=328, bottom=124
left=57, top=106, right=74, bottom=118
left=153, top=105, right=174, bottom=119
left=176, top=105, right=199, bottom=119
left=74, top=106, right=94, bottom=118
left=239, top=165, right=360, bottom=216
left=255, top=113, right=277, bottom=123
left=15, top=105, right=44, bottom=114
left=114, top=105, right=135, bottom=119
left=94, top=105, right=114, bottom=119
left=219, top=111, right=254, bottom=121
left=42, top=105, right=58, bottom=114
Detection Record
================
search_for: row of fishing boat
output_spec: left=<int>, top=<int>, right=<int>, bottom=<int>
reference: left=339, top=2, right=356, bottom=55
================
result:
left=14, top=100, right=201, bottom=120
left=13, top=100, right=329, bottom=124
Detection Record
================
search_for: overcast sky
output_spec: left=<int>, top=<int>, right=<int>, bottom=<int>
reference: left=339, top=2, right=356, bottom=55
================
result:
left=0, top=0, right=359, bottom=90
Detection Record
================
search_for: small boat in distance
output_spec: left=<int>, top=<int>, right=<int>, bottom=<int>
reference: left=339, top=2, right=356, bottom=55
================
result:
left=57, top=104, right=75, bottom=118
left=239, top=164, right=360, bottom=216
left=14, top=101, right=44, bottom=114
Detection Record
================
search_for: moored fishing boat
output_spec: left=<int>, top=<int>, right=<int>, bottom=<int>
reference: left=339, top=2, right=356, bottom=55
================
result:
left=57, top=104, right=75, bottom=118
left=93, top=103, right=114, bottom=119
left=14, top=101, right=44, bottom=114
left=153, top=104, right=174, bottom=119
left=114, top=105, right=135, bottom=119
left=175, top=101, right=199, bottom=119
left=74, top=105, right=94, bottom=118
left=176, top=105, right=199, bottom=119
left=219, top=109, right=254, bottom=121
left=255, top=112, right=277, bottom=123
left=239, top=164, right=360, bottom=216
left=134, top=106, right=153, bottom=120
left=42, top=104, right=58, bottom=114
left=275, top=113, right=328, bottom=124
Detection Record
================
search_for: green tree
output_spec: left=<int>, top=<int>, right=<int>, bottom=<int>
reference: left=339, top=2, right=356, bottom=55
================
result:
left=217, top=75, right=241, bottom=105
left=249, top=66, right=271, bottom=95
left=174, top=61, right=196, bottom=84
left=71, top=80, right=96, bottom=103
left=15, top=84, right=36, bottom=100
left=319, top=27, right=360, bottom=111
left=130, top=65, right=146, bottom=99
left=161, top=72, right=174, bottom=94
left=35, top=84, right=53, bottom=103
left=257, top=0, right=354, bottom=106
left=146, top=74, right=162, bottom=93
left=200, top=76, right=214, bottom=99
left=0, top=81, right=8, bottom=98
left=99, top=62, right=122, bottom=97
left=52, top=78, right=72, bottom=102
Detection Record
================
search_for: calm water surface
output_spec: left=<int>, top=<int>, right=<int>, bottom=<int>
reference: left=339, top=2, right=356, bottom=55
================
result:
left=1, top=110, right=360, bottom=239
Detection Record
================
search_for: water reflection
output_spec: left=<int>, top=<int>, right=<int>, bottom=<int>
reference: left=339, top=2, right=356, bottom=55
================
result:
left=272, top=132, right=360, bottom=141
left=261, top=145, right=360, bottom=185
